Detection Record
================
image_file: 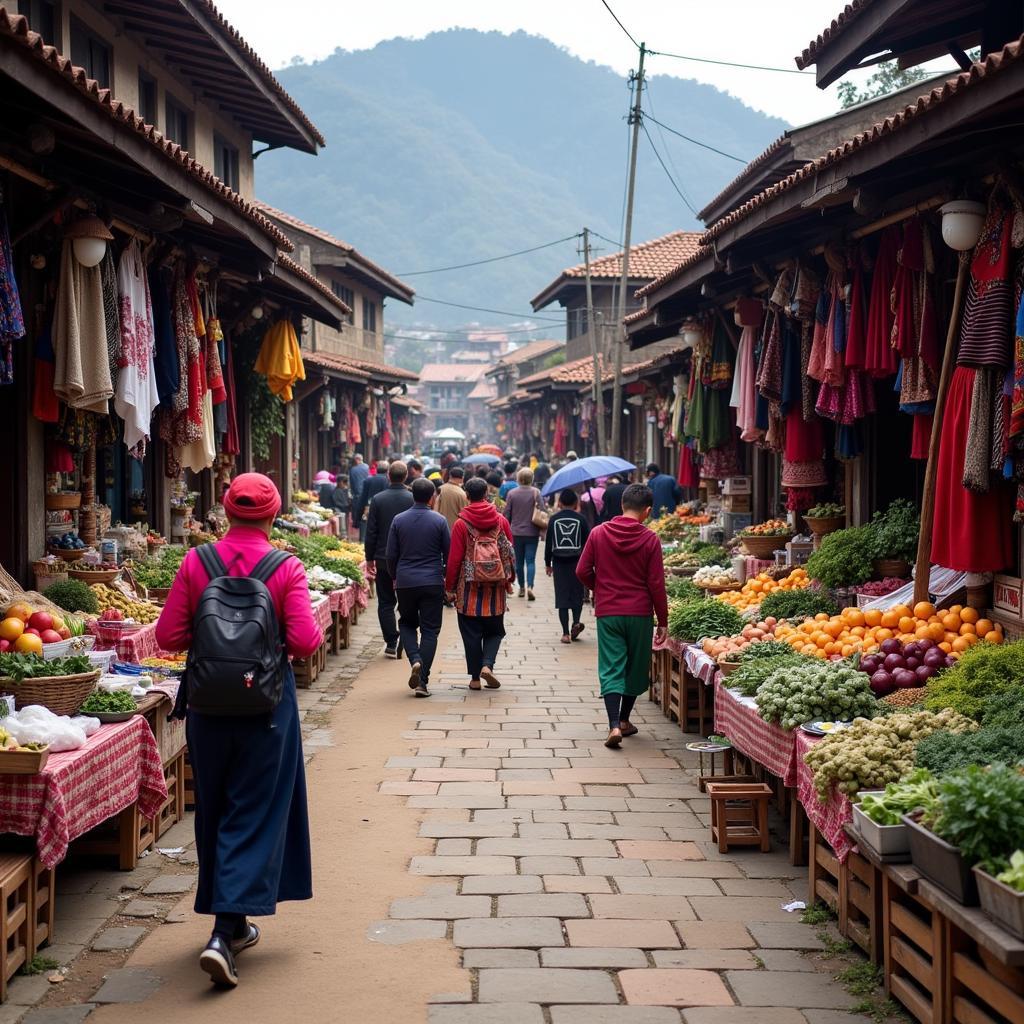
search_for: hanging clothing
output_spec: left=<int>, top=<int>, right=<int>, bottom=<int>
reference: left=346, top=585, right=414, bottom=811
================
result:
left=864, top=227, right=901, bottom=378
left=891, top=218, right=939, bottom=411
left=221, top=333, right=240, bottom=456
left=254, top=320, right=305, bottom=401
left=0, top=204, right=25, bottom=385
left=114, top=240, right=160, bottom=458
left=100, top=249, right=121, bottom=391
left=52, top=240, right=113, bottom=414
left=31, top=327, right=60, bottom=423
left=150, top=265, right=179, bottom=406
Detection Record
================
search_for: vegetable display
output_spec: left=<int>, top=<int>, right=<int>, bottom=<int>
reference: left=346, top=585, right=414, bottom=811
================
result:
left=667, top=599, right=743, bottom=644
left=803, top=708, right=978, bottom=799
left=806, top=503, right=845, bottom=519
left=43, top=579, right=98, bottom=614
left=693, top=566, right=738, bottom=588
left=804, top=525, right=875, bottom=589
left=924, top=640, right=1024, bottom=719
left=0, top=653, right=92, bottom=680
left=665, top=577, right=701, bottom=603
left=727, top=644, right=808, bottom=698
left=996, top=851, right=1024, bottom=893
left=700, top=620, right=779, bottom=662
left=869, top=499, right=919, bottom=563
left=79, top=691, right=137, bottom=714
left=914, top=726, right=1024, bottom=774
left=738, top=519, right=791, bottom=537
left=854, top=578, right=907, bottom=598
left=717, top=568, right=811, bottom=612
left=858, top=638, right=955, bottom=696
left=756, top=587, right=836, bottom=623
left=754, top=661, right=876, bottom=730
left=88, top=584, right=160, bottom=624
left=856, top=769, right=939, bottom=825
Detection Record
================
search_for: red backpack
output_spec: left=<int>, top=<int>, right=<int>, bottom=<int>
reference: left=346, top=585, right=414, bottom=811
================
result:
left=463, top=523, right=512, bottom=583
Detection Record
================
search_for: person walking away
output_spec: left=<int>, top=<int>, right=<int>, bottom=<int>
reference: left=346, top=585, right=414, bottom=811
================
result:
left=349, top=453, right=369, bottom=507
left=313, top=470, right=335, bottom=509
left=387, top=477, right=450, bottom=697
left=332, top=473, right=352, bottom=537
left=445, top=477, right=514, bottom=690
left=599, top=474, right=627, bottom=523
left=498, top=461, right=519, bottom=500
left=156, top=473, right=321, bottom=989
left=533, top=456, right=551, bottom=491
left=576, top=483, right=668, bottom=748
left=437, top=465, right=468, bottom=527
left=365, top=461, right=414, bottom=657
left=503, top=467, right=545, bottom=600
left=355, top=459, right=389, bottom=542
left=645, top=463, right=683, bottom=519
left=545, top=488, right=590, bottom=644
left=486, top=470, right=504, bottom=505
left=406, top=458, right=424, bottom=483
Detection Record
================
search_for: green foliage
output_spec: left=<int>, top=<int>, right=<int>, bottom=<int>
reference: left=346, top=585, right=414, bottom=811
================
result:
left=800, top=902, right=835, bottom=925
left=697, top=546, right=731, bottom=568
left=664, top=576, right=701, bottom=603
left=0, top=653, right=92, bottom=681
left=131, top=545, right=188, bottom=590
left=758, top=588, right=839, bottom=622
left=869, top=500, right=919, bottom=562
left=924, top=640, right=1024, bottom=720
left=837, top=60, right=928, bottom=108
left=42, top=579, right=97, bottom=614
left=79, top=691, right=138, bottom=713
left=996, top=850, right=1024, bottom=892
left=805, top=526, right=876, bottom=589
left=857, top=769, right=939, bottom=825
left=236, top=326, right=285, bottom=462
left=755, top=661, right=876, bottom=730
left=667, top=599, right=743, bottom=644
left=981, top=686, right=1024, bottom=728
left=19, top=955, right=58, bottom=977
left=915, top=727, right=1024, bottom=774
left=729, top=645, right=808, bottom=698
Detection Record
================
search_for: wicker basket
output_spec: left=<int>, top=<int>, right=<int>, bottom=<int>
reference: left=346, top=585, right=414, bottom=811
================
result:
left=47, top=548, right=85, bottom=562
left=44, top=493, right=81, bottom=511
left=2, top=668, right=100, bottom=716
left=803, top=515, right=845, bottom=537
left=34, top=568, right=68, bottom=592
left=740, top=534, right=793, bottom=559
left=68, top=568, right=119, bottom=585
left=873, top=558, right=911, bottom=579
left=717, top=659, right=740, bottom=677
left=697, top=582, right=741, bottom=594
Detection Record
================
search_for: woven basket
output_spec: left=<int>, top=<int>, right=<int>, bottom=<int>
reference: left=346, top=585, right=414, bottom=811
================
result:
left=697, top=582, right=741, bottom=594
left=803, top=515, right=845, bottom=537
left=68, top=568, right=119, bottom=585
left=48, top=548, right=85, bottom=562
left=34, top=569, right=68, bottom=592
left=718, top=659, right=740, bottom=677
left=873, top=558, right=911, bottom=579
left=740, top=535, right=793, bottom=559
left=44, top=492, right=81, bottom=511
left=2, top=668, right=100, bottom=716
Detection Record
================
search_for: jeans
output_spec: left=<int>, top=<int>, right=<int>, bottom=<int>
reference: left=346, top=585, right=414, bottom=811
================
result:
left=396, top=585, right=444, bottom=684
left=513, top=536, right=538, bottom=589
left=374, top=559, right=399, bottom=648
left=456, top=613, right=505, bottom=679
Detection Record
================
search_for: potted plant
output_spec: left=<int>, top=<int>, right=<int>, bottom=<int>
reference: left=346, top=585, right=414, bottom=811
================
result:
left=870, top=500, right=918, bottom=579
left=903, top=763, right=1024, bottom=905
left=803, top=502, right=846, bottom=538
left=804, top=525, right=875, bottom=591
left=974, top=851, right=1024, bottom=940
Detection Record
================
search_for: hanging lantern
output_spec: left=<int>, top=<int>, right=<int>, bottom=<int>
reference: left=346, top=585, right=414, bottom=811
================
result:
left=680, top=320, right=702, bottom=349
left=65, top=215, right=113, bottom=267
left=939, top=200, right=986, bottom=251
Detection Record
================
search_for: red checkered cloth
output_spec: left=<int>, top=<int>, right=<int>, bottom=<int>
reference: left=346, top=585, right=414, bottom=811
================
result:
left=355, top=583, right=369, bottom=610
left=313, top=520, right=332, bottom=536
left=296, top=525, right=311, bottom=538
left=713, top=678, right=799, bottom=786
left=0, top=717, right=168, bottom=868
left=795, top=730, right=854, bottom=862
left=651, top=633, right=682, bottom=656
left=684, top=645, right=719, bottom=684
left=87, top=620, right=163, bottom=664
left=311, top=596, right=331, bottom=635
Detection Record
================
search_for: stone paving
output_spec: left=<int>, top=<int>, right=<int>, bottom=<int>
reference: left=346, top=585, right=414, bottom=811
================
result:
left=377, top=577, right=874, bottom=1023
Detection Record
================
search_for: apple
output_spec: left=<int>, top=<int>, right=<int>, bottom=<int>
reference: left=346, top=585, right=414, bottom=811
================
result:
left=27, top=611, right=52, bottom=633
left=23, top=627, right=40, bottom=637
left=0, top=639, right=9, bottom=653
left=40, top=629, right=63, bottom=645
left=57, top=627, right=71, bottom=640
left=101, top=607, right=124, bottom=622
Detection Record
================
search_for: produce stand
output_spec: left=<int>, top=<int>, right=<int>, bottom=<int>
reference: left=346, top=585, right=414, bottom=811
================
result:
left=86, top=619, right=163, bottom=664
left=795, top=730, right=854, bottom=863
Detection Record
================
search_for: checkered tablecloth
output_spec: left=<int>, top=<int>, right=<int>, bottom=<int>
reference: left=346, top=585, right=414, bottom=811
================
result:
left=0, top=716, right=168, bottom=868
left=713, top=677, right=799, bottom=785
left=684, top=645, right=719, bottom=684
left=88, top=620, right=163, bottom=664
left=311, top=596, right=331, bottom=635
left=296, top=525, right=311, bottom=537
left=795, top=729, right=854, bottom=862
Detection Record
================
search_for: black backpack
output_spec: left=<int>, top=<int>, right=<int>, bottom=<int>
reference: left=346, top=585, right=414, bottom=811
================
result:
left=184, top=545, right=292, bottom=716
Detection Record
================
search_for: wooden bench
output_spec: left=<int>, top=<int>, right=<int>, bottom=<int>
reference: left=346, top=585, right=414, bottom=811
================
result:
left=705, top=781, right=773, bottom=853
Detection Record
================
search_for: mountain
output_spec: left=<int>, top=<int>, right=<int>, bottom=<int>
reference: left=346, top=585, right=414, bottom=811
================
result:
left=257, top=30, right=788, bottom=329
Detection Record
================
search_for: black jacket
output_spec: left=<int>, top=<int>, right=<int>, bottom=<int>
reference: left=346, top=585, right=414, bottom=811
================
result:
left=599, top=483, right=627, bottom=522
left=355, top=473, right=387, bottom=523
left=364, top=483, right=414, bottom=562
left=544, top=510, right=589, bottom=565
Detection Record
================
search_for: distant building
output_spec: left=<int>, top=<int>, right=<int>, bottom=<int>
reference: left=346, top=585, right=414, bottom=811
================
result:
left=486, top=340, right=565, bottom=400
left=414, top=363, right=492, bottom=437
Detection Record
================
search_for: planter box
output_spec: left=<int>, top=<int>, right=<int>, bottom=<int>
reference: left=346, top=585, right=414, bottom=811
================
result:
left=973, top=866, right=1024, bottom=940
left=903, top=814, right=978, bottom=905
left=853, top=797, right=910, bottom=857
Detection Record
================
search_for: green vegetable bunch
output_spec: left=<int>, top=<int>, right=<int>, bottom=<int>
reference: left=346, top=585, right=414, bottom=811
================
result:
left=754, top=661, right=876, bottom=731
left=42, top=579, right=97, bottom=614
left=805, top=526, right=875, bottom=589
left=914, top=726, right=1024, bottom=774
left=806, top=503, right=845, bottom=519
left=980, top=685, right=1024, bottom=729
left=856, top=768, right=938, bottom=825
left=729, top=644, right=808, bottom=698
left=758, top=589, right=839, bottom=622
left=996, top=850, right=1024, bottom=892
left=665, top=577, right=701, bottom=603
left=667, top=599, right=743, bottom=644
left=924, top=640, right=1024, bottom=720
left=870, top=499, right=919, bottom=562
left=0, top=653, right=92, bottom=681
left=79, top=691, right=137, bottom=714
left=697, top=546, right=731, bottom=568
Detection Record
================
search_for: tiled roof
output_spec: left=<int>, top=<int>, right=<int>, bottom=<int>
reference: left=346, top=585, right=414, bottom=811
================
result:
left=516, top=348, right=683, bottom=396
left=487, top=339, right=564, bottom=373
left=488, top=389, right=535, bottom=409
left=703, top=39, right=1024, bottom=245
left=531, top=232, right=702, bottom=309
left=636, top=245, right=716, bottom=298
left=417, top=362, right=490, bottom=384
left=256, top=202, right=415, bottom=302
left=0, top=9, right=292, bottom=253
left=697, top=135, right=789, bottom=222
left=276, top=253, right=351, bottom=315
left=795, top=0, right=875, bottom=70
left=340, top=356, right=419, bottom=382
left=303, top=351, right=371, bottom=380
left=467, top=378, right=497, bottom=401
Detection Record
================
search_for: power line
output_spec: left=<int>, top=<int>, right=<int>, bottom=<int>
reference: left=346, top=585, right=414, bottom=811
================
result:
left=643, top=112, right=747, bottom=163
left=412, top=293, right=565, bottom=322
left=641, top=119, right=698, bottom=216
left=598, top=0, right=640, bottom=50
left=590, top=229, right=625, bottom=250
left=396, top=233, right=582, bottom=276
left=645, top=78, right=695, bottom=218
left=648, top=48, right=813, bottom=75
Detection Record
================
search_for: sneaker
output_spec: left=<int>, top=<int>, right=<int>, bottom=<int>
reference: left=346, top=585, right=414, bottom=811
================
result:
left=231, top=922, right=261, bottom=955
left=527, top=588, right=536, bottom=601
left=570, top=622, right=585, bottom=640
left=384, top=645, right=399, bottom=659
left=414, top=684, right=430, bottom=698
left=200, top=936, right=239, bottom=988
left=518, top=587, right=525, bottom=598
left=408, top=662, right=422, bottom=690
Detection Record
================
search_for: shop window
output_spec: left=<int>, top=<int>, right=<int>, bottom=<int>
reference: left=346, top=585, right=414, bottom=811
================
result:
left=165, top=95, right=192, bottom=149
left=331, top=281, right=355, bottom=324
left=70, top=15, right=111, bottom=88
left=137, top=70, right=157, bottom=126
left=26, top=0, right=57, bottom=45
left=214, top=134, right=239, bottom=191
left=362, top=299, right=377, bottom=335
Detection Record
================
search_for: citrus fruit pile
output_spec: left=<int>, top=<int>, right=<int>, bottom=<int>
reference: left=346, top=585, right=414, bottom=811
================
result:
left=773, top=601, right=1004, bottom=661
left=717, top=567, right=810, bottom=611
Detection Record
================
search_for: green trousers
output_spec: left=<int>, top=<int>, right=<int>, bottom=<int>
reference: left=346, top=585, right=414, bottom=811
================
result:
left=597, top=615, right=654, bottom=698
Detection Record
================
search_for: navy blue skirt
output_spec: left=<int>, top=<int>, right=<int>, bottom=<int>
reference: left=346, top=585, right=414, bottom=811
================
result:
left=186, top=667, right=312, bottom=916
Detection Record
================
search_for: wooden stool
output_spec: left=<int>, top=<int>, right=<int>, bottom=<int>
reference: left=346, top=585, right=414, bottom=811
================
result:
left=705, top=782, right=773, bottom=853
left=0, top=855, right=32, bottom=999
left=30, top=858, right=55, bottom=954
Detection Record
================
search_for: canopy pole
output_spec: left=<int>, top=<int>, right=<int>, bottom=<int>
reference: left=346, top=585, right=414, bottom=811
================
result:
left=914, top=250, right=970, bottom=606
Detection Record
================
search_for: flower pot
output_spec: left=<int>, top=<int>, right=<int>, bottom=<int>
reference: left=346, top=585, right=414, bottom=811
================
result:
left=874, top=558, right=910, bottom=579
left=741, top=534, right=792, bottom=559
left=902, top=813, right=978, bottom=904
left=974, top=866, right=1024, bottom=940
left=804, top=515, right=845, bottom=537
left=852, top=798, right=910, bottom=857
left=717, top=659, right=740, bottom=678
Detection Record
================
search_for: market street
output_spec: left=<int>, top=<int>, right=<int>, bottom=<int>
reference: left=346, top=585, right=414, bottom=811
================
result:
left=25, top=579, right=865, bottom=1023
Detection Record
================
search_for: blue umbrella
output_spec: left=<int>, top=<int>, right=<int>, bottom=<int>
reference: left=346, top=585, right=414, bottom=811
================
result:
left=461, top=453, right=501, bottom=466
left=541, top=456, right=636, bottom=497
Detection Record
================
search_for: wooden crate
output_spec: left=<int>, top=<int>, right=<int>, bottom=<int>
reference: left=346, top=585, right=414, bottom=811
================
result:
left=842, top=846, right=883, bottom=964
left=666, top=649, right=683, bottom=724
left=183, top=750, right=194, bottom=812
left=680, top=665, right=701, bottom=734
left=883, top=867, right=944, bottom=1024
left=153, top=750, right=186, bottom=840
left=648, top=648, right=670, bottom=712
left=808, top=822, right=841, bottom=913
left=29, top=859, right=54, bottom=955
left=0, top=855, right=31, bottom=1002
left=293, top=638, right=329, bottom=689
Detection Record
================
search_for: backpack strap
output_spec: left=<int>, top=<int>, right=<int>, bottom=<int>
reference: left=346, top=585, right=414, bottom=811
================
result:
left=195, top=543, right=229, bottom=582
left=250, top=548, right=292, bottom=585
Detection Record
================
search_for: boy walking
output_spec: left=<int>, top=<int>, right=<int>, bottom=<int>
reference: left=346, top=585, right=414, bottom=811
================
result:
left=576, top=483, right=668, bottom=748
left=544, top=488, right=590, bottom=644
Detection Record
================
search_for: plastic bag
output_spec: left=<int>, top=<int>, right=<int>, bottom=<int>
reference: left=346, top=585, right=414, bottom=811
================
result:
left=5, top=706, right=86, bottom=751
left=71, top=715, right=101, bottom=737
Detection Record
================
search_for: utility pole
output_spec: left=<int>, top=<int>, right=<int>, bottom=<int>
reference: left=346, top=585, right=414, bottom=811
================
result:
left=582, top=227, right=607, bottom=452
left=610, top=42, right=645, bottom=456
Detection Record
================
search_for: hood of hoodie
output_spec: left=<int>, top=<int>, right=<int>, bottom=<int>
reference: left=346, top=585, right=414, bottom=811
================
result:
left=459, top=500, right=501, bottom=530
left=601, top=516, right=655, bottom=554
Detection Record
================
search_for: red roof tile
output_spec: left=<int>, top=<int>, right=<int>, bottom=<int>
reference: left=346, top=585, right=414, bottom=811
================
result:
left=303, top=351, right=371, bottom=380
left=487, top=339, right=564, bottom=373
left=795, top=0, right=876, bottom=70
left=417, top=362, right=490, bottom=384
left=340, top=356, right=419, bottom=381
left=636, top=245, right=716, bottom=298
left=704, top=40, right=1024, bottom=245
left=275, top=253, right=351, bottom=314
left=696, top=135, right=789, bottom=221
left=0, top=9, right=292, bottom=253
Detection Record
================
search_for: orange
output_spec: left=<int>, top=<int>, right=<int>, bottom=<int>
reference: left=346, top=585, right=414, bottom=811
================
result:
left=959, top=622, right=977, bottom=636
left=13, top=633, right=42, bottom=655
left=975, top=619, right=993, bottom=637
left=898, top=616, right=916, bottom=635
left=941, top=613, right=961, bottom=631
left=0, top=617, right=24, bottom=642
left=814, top=613, right=829, bottom=622
left=816, top=635, right=830, bottom=650
left=5, top=602, right=32, bottom=623
left=864, top=609, right=882, bottom=628
left=880, top=611, right=899, bottom=629
left=845, top=609, right=865, bottom=627
left=952, top=637, right=970, bottom=653
left=945, top=631, right=958, bottom=644
left=824, top=642, right=837, bottom=655
left=913, top=601, right=936, bottom=620
left=939, top=641, right=952, bottom=653
left=824, top=620, right=843, bottom=638
left=949, top=604, right=963, bottom=614
left=984, top=630, right=1004, bottom=644
left=851, top=626, right=865, bottom=637
left=915, top=625, right=931, bottom=640
left=875, top=628, right=893, bottom=642
left=891, top=604, right=912, bottom=620
left=960, top=607, right=979, bottom=624
left=926, top=623, right=945, bottom=642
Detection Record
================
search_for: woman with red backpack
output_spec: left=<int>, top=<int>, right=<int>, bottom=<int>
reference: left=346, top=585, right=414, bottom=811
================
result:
left=444, top=476, right=515, bottom=690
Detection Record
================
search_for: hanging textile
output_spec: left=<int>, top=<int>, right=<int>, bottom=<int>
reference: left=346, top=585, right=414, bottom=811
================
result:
left=221, top=329, right=240, bottom=457
left=113, top=240, right=159, bottom=458
left=0, top=201, right=25, bottom=385
left=677, top=444, right=700, bottom=487
left=150, top=264, right=179, bottom=406
left=158, top=266, right=203, bottom=476
left=100, top=249, right=121, bottom=391
left=52, top=240, right=113, bottom=414
left=31, top=327, right=60, bottom=423
left=864, top=227, right=900, bottom=377
left=254, top=319, right=305, bottom=401
left=731, top=300, right=762, bottom=443
left=177, top=272, right=216, bottom=473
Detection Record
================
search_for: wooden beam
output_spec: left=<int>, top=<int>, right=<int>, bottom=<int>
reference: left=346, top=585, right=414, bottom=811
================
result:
left=813, top=0, right=916, bottom=88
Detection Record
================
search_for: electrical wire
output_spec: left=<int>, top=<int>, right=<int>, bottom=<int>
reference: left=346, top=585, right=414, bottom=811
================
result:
left=648, top=47, right=812, bottom=75
left=645, top=79, right=698, bottom=219
left=598, top=0, right=640, bottom=50
left=640, top=120, right=698, bottom=217
left=642, top=112, right=747, bottom=164
left=396, top=233, right=582, bottom=276
left=412, top=293, right=565, bottom=322
left=590, top=230, right=625, bottom=250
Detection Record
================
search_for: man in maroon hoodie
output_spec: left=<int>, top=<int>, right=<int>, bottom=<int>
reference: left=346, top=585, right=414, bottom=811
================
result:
left=445, top=476, right=516, bottom=690
left=576, top=483, right=668, bottom=748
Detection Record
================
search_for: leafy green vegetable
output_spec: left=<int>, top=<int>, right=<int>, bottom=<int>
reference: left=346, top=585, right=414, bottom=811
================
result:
left=996, top=850, right=1024, bottom=892
left=79, top=691, right=137, bottom=714
left=806, top=503, right=845, bottom=519
left=981, top=686, right=1024, bottom=729
left=856, top=769, right=938, bottom=825
left=665, top=577, right=701, bottom=603
left=42, top=579, right=97, bottom=614
left=697, top=546, right=731, bottom=568
left=755, top=661, right=876, bottom=731
left=805, top=526, right=876, bottom=589
left=924, top=640, right=1024, bottom=720
left=667, top=599, right=743, bottom=644
left=0, top=653, right=92, bottom=681
left=914, top=726, right=1024, bottom=774
left=729, top=644, right=808, bottom=698
left=758, top=589, right=839, bottom=622
left=869, top=500, right=918, bottom=562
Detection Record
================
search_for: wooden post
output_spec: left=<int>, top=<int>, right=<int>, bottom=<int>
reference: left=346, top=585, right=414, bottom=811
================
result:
left=582, top=228, right=607, bottom=453
left=914, top=252, right=970, bottom=605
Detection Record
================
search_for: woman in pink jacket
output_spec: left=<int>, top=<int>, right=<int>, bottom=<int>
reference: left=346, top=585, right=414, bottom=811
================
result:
left=156, top=473, right=321, bottom=989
